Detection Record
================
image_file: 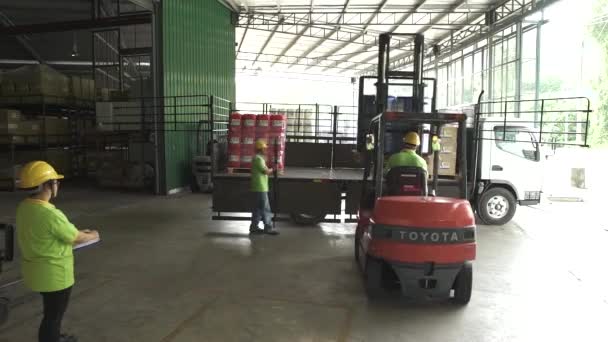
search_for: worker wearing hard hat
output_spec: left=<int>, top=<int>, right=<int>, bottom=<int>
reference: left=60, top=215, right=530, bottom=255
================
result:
left=385, top=132, right=428, bottom=173
left=16, top=161, right=100, bottom=342
left=250, top=140, right=279, bottom=235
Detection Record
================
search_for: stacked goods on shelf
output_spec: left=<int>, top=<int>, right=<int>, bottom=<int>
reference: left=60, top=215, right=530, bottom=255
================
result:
left=0, top=164, right=21, bottom=190
left=0, top=65, right=69, bottom=104
left=95, top=154, right=154, bottom=190
left=226, top=112, right=241, bottom=168
left=95, top=101, right=151, bottom=132
left=0, top=109, right=41, bottom=144
left=71, top=76, right=103, bottom=102
left=240, top=114, right=256, bottom=168
left=0, top=109, right=21, bottom=144
left=268, top=113, right=286, bottom=171
left=425, top=125, right=458, bottom=177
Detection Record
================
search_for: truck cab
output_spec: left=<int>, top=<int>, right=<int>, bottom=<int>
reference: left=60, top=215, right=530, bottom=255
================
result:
left=471, top=119, right=544, bottom=225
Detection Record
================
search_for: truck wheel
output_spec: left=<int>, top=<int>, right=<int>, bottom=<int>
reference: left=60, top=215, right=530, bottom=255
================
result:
left=452, top=262, right=473, bottom=305
left=477, top=187, right=516, bottom=225
left=290, top=213, right=326, bottom=225
left=364, top=256, right=384, bottom=298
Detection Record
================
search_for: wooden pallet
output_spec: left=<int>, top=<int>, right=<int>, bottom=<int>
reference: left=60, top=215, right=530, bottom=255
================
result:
left=226, top=167, right=251, bottom=174
left=225, top=167, right=285, bottom=175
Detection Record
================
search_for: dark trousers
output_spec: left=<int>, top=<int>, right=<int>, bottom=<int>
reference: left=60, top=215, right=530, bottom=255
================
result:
left=39, top=286, right=72, bottom=342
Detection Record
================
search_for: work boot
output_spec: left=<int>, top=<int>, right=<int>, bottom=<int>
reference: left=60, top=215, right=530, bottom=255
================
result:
left=60, top=334, right=78, bottom=342
left=264, top=227, right=279, bottom=235
left=249, top=225, right=264, bottom=235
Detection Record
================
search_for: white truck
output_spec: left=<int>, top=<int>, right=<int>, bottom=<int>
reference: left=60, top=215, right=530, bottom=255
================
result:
left=470, top=119, right=544, bottom=225
left=466, top=96, right=590, bottom=226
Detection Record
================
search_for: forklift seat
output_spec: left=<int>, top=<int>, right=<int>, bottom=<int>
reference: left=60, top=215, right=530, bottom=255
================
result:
left=385, top=166, right=428, bottom=196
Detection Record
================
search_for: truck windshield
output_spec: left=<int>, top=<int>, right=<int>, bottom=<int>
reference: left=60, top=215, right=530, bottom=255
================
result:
left=494, top=126, right=539, bottom=161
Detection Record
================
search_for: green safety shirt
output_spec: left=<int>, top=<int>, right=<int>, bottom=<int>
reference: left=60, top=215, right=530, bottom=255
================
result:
left=385, top=149, right=428, bottom=173
left=251, top=154, right=269, bottom=192
left=16, top=199, right=79, bottom=293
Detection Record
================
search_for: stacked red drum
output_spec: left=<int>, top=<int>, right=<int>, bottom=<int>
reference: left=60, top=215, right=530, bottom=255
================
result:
left=227, top=112, right=242, bottom=168
left=240, top=114, right=257, bottom=168
left=267, top=113, right=287, bottom=171
left=225, top=112, right=287, bottom=171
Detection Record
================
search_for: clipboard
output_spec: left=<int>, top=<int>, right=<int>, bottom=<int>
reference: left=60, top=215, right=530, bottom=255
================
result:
left=73, top=238, right=100, bottom=251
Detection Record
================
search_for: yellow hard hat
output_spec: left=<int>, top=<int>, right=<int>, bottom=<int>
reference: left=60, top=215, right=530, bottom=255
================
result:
left=19, top=161, right=64, bottom=189
left=255, top=139, right=268, bottom=150
left=403, top=132, right=420, bottom=146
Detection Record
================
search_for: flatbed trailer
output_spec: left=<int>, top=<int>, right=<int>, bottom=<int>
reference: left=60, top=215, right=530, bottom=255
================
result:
left=212, top=167, right=364, bottom=224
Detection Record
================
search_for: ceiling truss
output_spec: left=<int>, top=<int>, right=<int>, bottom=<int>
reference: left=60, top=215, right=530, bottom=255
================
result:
left=236, top=0, right=557, bottom=75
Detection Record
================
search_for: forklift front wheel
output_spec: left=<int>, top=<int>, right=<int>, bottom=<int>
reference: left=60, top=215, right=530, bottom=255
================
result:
left=290, top=213, right=326, bottom=225
left=452, top=262, right=473, bottom=305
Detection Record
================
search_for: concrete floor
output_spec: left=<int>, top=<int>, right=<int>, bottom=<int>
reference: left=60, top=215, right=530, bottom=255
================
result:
left=0, top=186, right=607, bottom=342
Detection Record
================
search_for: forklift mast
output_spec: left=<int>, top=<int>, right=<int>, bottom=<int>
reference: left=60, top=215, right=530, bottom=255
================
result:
left=362, top=32, right=469, bottom=201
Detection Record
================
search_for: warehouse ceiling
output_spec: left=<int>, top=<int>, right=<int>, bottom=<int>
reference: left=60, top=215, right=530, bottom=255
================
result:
left=234, top=0, right=550, bottom=76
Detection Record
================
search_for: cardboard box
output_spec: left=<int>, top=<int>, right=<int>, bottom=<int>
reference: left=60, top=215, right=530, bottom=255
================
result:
left=0, top=80, right=15, bottom=96
left=70, top=76, right=82, bottom=99
left=0, top=108, right=21, bottom=122
left=440, top=125, right=459, bottom=139
left=2, top=65, right=69, bottom=98
left=96, top=88, right=110, bottom=102
left=0, top=109, right=20, bottom=134
left=18, top=120, right=41, bottom=136
left=40, top=117, right=70, bottom=144
left=426, top=152, right=457, bottom=177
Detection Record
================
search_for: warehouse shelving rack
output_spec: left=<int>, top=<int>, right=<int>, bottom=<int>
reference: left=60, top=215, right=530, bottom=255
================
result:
left=0, top=95, right=96, bottom=191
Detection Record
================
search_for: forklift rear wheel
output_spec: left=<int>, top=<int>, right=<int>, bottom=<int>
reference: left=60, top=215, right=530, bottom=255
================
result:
left=290, top=213, right=326, bottom=225
left=452, top=262, right=473, bottom=305
left=364, top=256, right=384, bottom=298
left=477, top=187, right=516, bottom=226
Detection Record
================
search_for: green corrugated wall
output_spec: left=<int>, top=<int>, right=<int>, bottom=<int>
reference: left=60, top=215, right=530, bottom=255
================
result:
left=162, top=0, right=236, bottom=193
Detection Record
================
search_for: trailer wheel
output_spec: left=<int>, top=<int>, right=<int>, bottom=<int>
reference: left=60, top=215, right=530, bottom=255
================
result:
left=477, top=187, right=516, bottom=226
left=290, top=213, right=326, bottom=225
left=452, top=262, right=473, bottom=305
left=364, top=256, right=384, bottom=298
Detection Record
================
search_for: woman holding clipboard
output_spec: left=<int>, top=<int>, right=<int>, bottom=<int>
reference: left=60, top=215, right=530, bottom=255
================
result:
left=16, top=161, right=100, bottom=342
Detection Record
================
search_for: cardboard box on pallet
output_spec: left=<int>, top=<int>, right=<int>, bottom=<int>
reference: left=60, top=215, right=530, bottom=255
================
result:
left=2, top=65, right=70, bottom=98
left=425, top=152, right=457, bottom=177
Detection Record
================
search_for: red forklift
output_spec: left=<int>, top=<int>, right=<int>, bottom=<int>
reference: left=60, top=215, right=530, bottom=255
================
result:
left=355, top=33, right=476, bottom=304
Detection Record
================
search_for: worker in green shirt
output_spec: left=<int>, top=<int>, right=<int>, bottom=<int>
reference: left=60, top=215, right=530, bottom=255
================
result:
left=385, top=131, right=428, bottom=173
left=16, top=161, right=100, bottom=342
left=250, top=140, right=279, bottom=235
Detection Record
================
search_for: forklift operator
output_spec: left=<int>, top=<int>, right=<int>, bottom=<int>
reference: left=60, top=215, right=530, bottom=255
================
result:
left=384, top=132, right=427, bottom=173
